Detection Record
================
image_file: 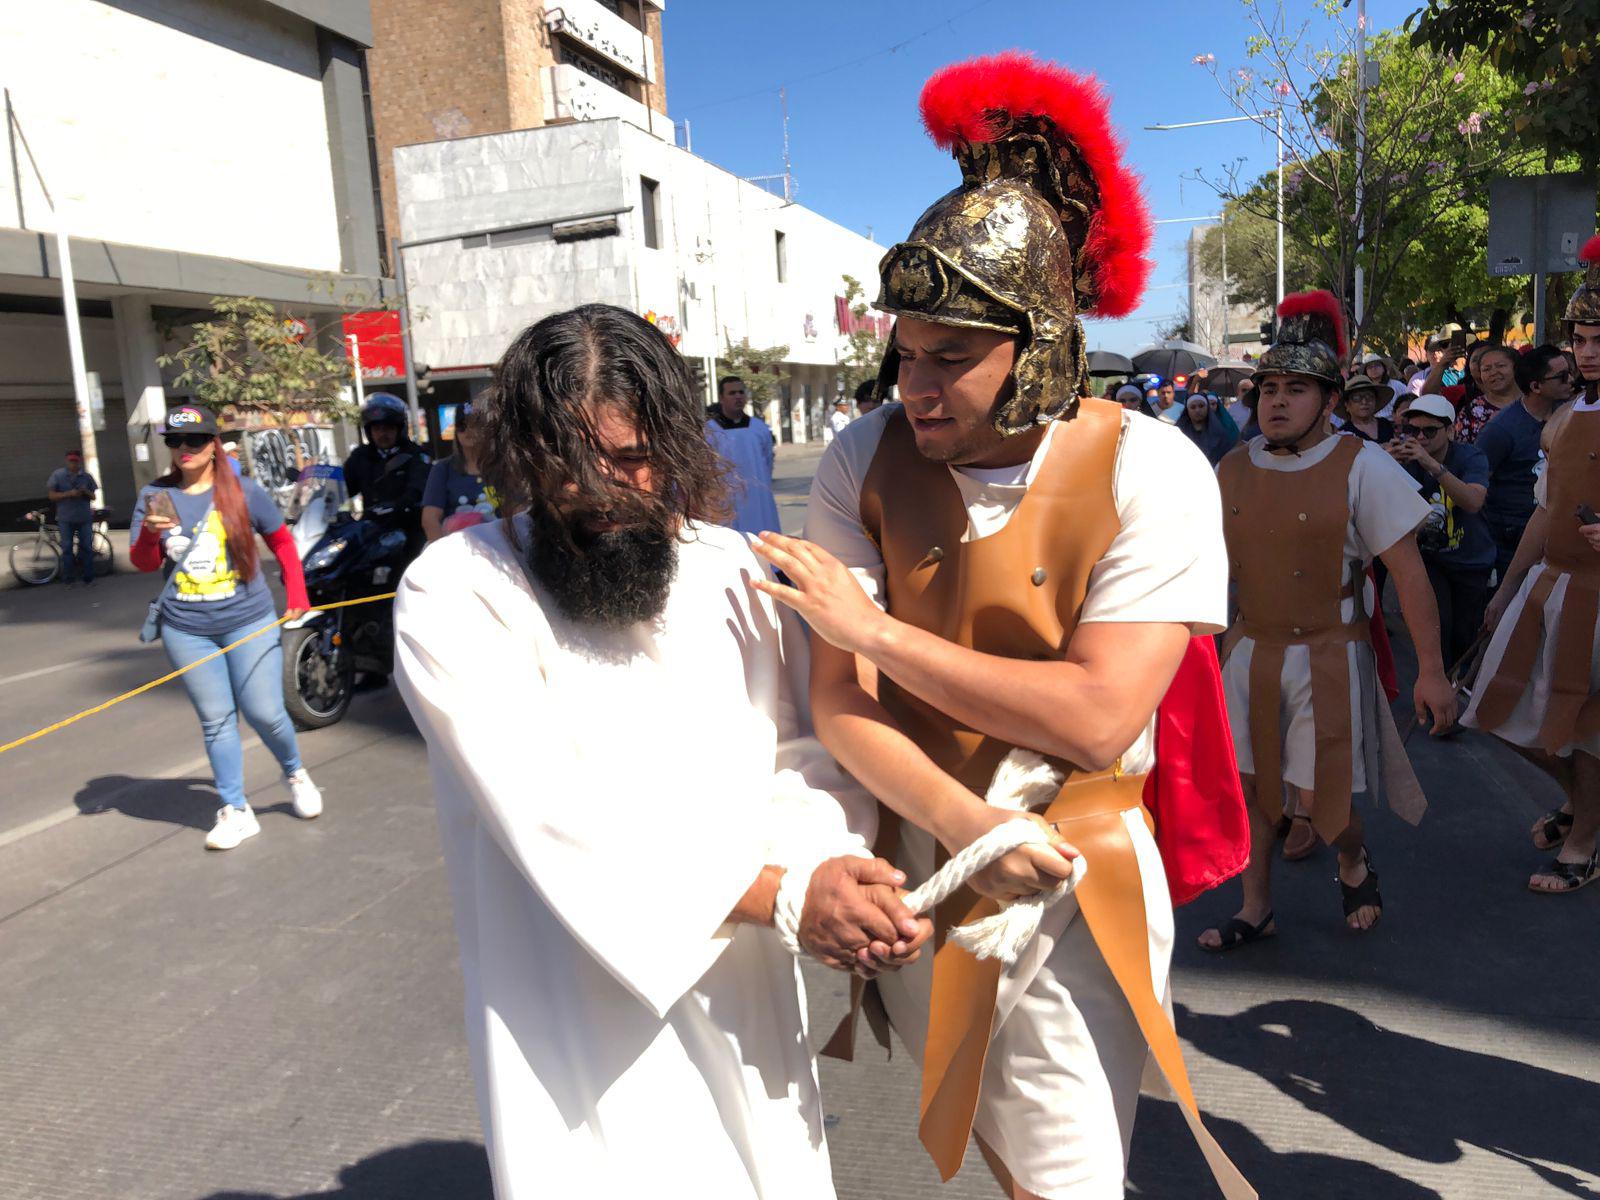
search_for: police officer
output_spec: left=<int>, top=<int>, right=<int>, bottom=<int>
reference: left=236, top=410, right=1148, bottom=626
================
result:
left=342, top=394, right=430, bottom=534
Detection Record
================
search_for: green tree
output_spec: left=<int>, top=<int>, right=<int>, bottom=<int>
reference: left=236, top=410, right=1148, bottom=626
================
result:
left=1408, top=0, right=1600, bottom=171
left=716, top=337, right=791, bottom=417
left=1194, top=2, right=1540, bottom=353
left=159, top=296, right=359, bottom=426
left=838, top=274, right=888, bottom=394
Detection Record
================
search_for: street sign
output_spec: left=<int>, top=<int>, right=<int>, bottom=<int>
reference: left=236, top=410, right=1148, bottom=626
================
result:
left=1487, top=174, right=1597, bottom=277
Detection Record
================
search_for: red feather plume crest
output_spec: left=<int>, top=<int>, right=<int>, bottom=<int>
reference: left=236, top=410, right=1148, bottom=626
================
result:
left=918, top=51, right=1153, bottom=319
left=1277, top=289, right=1348, bottom=359
left=1581, top=234, right=1600, bottom=265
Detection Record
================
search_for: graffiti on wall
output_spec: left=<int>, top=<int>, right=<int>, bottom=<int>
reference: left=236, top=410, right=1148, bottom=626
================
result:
left=245, top=426, right=338, bottom=512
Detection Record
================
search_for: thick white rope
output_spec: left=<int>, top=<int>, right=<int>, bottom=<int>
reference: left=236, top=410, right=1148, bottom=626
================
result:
left=771, top=751, right=1085, bottom=966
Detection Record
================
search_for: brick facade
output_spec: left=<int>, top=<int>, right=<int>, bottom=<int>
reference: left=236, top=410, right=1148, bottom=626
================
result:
left=367, top=0, right=668, bottom=263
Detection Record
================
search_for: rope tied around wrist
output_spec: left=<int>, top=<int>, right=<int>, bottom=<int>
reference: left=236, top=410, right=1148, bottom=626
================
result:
left=772, top=750, right=1086, bottom=966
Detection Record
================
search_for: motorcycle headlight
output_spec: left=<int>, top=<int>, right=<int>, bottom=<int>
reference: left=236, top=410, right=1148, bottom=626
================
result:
left=306, top=538, right=348, bottom=571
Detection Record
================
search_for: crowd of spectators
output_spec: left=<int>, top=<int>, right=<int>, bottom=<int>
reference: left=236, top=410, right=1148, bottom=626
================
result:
left=1100, top=332, right=1585, bottom=676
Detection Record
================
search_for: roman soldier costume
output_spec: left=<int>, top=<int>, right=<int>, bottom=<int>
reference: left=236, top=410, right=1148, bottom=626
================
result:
left=804, top=52, right=1252, bottom=1198
left=1218, top=292, right=1428, bottom=850
left=1465, top=238, right=1600, bottom=779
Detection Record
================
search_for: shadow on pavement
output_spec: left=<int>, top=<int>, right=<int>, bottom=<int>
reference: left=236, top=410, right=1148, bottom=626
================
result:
left=74, top=775, right=223, bottom=830
left=1174, top=999, right=1600, bottom=1196
left=1129, top=1102, right=1442, bottom=1199
left=196, top=1138, right=491, bottom=1199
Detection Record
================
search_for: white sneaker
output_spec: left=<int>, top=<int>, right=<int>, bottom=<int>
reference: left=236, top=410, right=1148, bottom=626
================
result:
left=205, top=804, right=261, bottom=851
left=286, top=769, right=323, bottom=819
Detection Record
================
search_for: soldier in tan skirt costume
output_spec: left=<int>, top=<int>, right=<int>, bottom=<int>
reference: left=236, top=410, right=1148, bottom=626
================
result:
left=1199, top=290, right=1458, bottom=951
left=1464, top=235, right=1600, bottom=893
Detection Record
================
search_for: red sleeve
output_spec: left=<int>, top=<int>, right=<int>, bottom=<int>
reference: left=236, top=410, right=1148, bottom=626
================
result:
left=262, top=524, right=310, bottom=611
left=130, top=524, right=164, bottom=573
left=1443, top=383, right=1467, bottom=410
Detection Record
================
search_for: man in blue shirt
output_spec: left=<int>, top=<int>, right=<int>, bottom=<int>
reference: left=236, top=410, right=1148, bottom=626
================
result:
left=1387, top=394, right=1493, bottom=669
left=46, top=449, right=98, bottom=586
left=1476, top=346, right=1573, bottom=580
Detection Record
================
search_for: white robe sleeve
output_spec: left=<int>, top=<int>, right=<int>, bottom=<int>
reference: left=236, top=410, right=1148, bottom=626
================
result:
left=760, top=593, right=878, bottom=871
left=394, top=540, right=768, bottom=1020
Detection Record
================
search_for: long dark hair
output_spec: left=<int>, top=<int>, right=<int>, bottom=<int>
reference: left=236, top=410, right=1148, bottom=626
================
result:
left=479, top=305, right=729, bottom=544
left=154, top=436, right=260, bottom=582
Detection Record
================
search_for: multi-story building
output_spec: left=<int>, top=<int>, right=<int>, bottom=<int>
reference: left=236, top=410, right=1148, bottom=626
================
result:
left=366, top=0, right=668, bottom=273
left=393, top=118, right=887, bottom=443
left=0, top=0, right=386, bottom=524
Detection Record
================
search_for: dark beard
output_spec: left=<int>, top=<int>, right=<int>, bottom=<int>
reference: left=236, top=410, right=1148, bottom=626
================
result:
left=525, top=509, right=678, bottom=630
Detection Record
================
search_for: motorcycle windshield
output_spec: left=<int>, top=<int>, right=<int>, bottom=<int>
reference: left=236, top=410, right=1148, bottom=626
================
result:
left=286, top=464, right=349, bottom=523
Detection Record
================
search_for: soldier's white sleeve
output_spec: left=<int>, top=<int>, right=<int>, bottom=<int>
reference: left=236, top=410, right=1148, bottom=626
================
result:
left=1080, top=415, right=1229, bottom=634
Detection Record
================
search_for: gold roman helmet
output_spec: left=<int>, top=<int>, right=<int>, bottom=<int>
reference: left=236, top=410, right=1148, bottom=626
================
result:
left=872, top=52, right=1153, bottom=435
left=1564, top=235, right=1600, bottom=332
left=1255, top=290, right=1348, bottom=388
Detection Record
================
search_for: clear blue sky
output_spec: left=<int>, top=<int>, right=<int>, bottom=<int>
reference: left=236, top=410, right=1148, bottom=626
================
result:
left=661, top=0, right=1419, bottom=354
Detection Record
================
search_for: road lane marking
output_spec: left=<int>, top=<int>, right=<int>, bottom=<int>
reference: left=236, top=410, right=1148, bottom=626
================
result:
left=0, top=656, right=106, bottom=689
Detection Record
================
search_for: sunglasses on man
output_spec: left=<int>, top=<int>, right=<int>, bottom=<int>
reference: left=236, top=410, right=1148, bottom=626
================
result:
left=1399, top=420, right=1447, bottom=436
left=163, top=433, right=213, bottom=449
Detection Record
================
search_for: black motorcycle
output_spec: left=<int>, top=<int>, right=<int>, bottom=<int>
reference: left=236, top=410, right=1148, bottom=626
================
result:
left=280, top=467, right=418, bottom=730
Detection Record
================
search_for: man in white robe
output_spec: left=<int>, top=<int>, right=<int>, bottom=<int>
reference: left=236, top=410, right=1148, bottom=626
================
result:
left=396, top=304, right=928, bottom=1199
left=706, top=375, right=783, bottom=535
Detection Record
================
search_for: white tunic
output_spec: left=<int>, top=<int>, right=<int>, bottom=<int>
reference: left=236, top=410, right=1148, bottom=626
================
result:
left=707, top=417, right=783, bottom=535
left=1221, top=434, right=1429, bottom=791
left=805, top=404, right=1227, bottom=1197
left=1463, top=396, right=1600, bottom=757
left=394, top=519, right=875, bottom=1200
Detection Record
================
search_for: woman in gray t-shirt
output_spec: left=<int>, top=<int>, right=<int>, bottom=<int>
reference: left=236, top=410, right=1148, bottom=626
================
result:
left=421, top=405, right=491, bottom=541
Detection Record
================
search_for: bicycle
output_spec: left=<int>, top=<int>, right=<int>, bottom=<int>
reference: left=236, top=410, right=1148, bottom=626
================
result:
left=10, top=508, right=115, bottom=586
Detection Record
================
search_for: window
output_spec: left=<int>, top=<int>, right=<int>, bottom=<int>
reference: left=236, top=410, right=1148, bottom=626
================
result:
left=775, top=230, right=787, bottom=282
left=640, top=177, right=661, bottom=249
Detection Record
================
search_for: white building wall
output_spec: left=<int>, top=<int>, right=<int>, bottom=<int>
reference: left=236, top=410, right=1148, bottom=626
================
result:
left=0, top=0, right=342, bottom=272
left=396, top=118, right=886, bottom=407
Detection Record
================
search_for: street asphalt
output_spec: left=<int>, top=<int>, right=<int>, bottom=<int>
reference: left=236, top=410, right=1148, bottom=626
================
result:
left=1, top=441, right=1597, bottom=1199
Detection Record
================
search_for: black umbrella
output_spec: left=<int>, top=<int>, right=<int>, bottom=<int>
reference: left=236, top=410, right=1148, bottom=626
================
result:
left=1085, top=349, right=1136, bottom=376
left=1193, top=360, right=1255, bottom=396
left=1131, top=340, right=1217, bottom=383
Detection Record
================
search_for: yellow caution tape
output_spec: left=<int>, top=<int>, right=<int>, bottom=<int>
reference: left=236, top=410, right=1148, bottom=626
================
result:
left=0, top=593, right=397, bottom=756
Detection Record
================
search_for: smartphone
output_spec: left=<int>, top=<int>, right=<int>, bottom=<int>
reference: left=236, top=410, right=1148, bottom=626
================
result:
left=1577, top=504, right=1599, bottom=527
left=144, top=489, right=178, bottom=527
left=1449, top=328, right=1467, bottom=352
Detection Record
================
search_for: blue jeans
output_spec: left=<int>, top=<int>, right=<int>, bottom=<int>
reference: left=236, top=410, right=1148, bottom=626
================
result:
left=59, top=518, right=93, bottom=583
left=162, top=615, right=302, bottom=809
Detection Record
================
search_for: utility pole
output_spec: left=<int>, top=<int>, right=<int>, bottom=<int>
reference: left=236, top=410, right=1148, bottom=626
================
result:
left=1353, top=0, right=1369, bottom=343
left=1276, top=105, right=1285, bottom=309
left=390, top=236, right=423, bottom=440
left=7, top=91, right=100, bottom=503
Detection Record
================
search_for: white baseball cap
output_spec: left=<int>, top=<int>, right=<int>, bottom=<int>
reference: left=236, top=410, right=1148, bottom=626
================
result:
left=1407, top=394, right=1456, bottom=424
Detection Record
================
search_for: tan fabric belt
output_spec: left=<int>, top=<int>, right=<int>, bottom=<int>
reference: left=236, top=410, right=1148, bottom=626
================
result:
left=916, top=770, right=1254, bottom=1199
left=1474, top=562, right=1600, bottom=751
left=1225, top=619, right=1369, bottom=840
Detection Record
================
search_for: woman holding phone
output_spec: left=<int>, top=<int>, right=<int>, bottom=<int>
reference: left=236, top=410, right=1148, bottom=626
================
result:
left=130, top=405, right=324, bottom=850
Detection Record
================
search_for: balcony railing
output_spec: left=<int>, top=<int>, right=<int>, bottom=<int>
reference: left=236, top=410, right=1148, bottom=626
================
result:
left=544, top=0, right=656, bottom=84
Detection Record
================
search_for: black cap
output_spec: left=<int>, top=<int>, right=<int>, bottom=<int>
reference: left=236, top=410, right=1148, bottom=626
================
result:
left=161, top=405, right=220, bottom=437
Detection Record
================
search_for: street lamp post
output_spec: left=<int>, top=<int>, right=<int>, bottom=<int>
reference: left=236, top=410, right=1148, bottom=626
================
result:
left=1147, top=112, right=1286, bottom=311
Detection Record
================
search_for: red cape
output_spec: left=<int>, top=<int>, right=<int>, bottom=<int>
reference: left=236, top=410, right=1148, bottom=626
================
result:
left=1142, top=637, right=1251, bottom=905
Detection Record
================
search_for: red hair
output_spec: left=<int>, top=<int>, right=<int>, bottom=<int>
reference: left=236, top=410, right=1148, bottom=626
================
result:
left=919, top=51, right=1154, bottom=318
left=1581, top=234, right=1600, bottom=265
left=155, top=437, right=261, bottom=583
left=1277, top=289, right=1349, bottom=359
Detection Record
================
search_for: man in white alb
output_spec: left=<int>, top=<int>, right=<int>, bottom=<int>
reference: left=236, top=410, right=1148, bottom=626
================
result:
left=395, top=304, right=930, bottom=1199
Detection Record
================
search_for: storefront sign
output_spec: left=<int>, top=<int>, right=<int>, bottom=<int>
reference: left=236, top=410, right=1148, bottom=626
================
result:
left=341, top=310, right=405, bottom=379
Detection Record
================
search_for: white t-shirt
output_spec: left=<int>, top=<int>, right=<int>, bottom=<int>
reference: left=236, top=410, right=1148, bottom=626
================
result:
left=804, top=403, right=1229, bottom=773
